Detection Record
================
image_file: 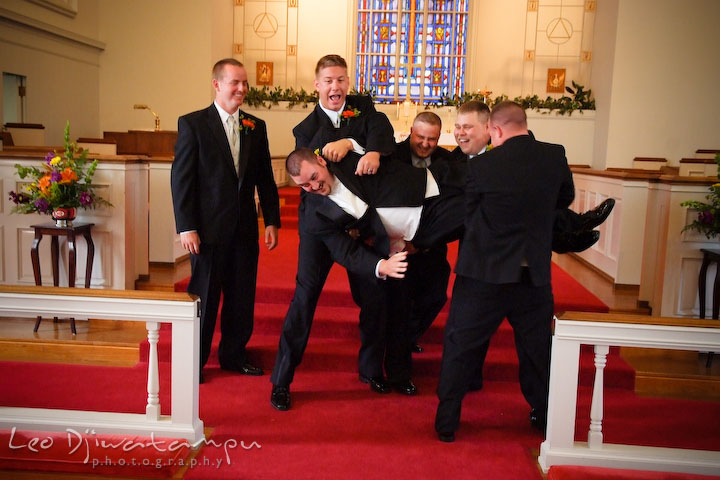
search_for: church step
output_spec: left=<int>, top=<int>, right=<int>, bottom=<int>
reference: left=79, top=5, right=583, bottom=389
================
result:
left=0, top=318, right=144, bottom=367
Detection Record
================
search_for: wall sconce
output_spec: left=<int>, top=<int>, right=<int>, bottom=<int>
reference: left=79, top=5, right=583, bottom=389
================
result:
left=133, top=104, right=160, bottom=131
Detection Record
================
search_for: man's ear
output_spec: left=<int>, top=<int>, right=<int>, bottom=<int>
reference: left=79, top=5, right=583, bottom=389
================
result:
left=316, top=155, right=327, bottom=168
left=313, top=77, right=320, bottom=92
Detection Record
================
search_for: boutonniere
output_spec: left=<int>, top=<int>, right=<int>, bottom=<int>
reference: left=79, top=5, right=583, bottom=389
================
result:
left=340, top=106, right=361, bottom=125
left=238, top=114, right=256, bottom=134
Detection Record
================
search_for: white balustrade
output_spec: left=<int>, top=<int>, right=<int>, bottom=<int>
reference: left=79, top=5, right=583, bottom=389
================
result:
left=0, top=286, right=204, bottom=443
left=539, top=311, right=720, bottom=475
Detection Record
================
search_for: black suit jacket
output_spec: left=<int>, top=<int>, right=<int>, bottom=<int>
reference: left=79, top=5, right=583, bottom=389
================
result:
left=293, top=95, right=398, bottom=277
left=293, top=95, right=396, bottom=155
left=171, top=105, right=280, bottom=245
left=395, top=137, right=453, bottom=167
left=456, top=134, right=574, bottom=286
left=303, top=154, right=465, bottom=273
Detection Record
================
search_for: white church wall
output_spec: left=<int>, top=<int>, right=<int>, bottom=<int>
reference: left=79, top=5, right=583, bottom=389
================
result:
left=596, top=0, right=720, bottom=169
left=97, top=0, right=231, bottom=135
left=0, top=0, right=102, bottom=142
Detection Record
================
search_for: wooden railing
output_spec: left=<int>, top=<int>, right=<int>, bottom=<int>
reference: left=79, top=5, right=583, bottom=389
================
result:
left=0, top=285, right=204, bottom=442
left=539, top=311, right=720, bottom=475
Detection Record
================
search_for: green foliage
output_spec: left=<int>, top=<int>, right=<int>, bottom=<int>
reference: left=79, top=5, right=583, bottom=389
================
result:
left=680, top=154, right=720, bottom=239
left=243, top=82, right=594, bottom=115
left=244, top=86, right=318, bottom=109
left=440, top=81, right=595, bottom=115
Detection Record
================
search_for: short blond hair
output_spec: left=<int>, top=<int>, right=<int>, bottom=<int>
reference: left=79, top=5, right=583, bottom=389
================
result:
left=315, top=55, right=347, bottom=76
left=212, top=58, right=244, bottom=80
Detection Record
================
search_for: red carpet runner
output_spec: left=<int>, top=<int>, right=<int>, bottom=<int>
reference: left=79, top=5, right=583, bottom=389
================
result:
left=1, top=186, right=718, bottom=479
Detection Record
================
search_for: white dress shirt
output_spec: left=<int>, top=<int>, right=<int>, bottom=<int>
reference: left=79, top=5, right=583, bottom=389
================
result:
left=327, top=170, right=440, bottom=276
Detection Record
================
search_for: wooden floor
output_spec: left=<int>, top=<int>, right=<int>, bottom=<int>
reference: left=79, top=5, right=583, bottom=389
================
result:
left=1, top=251, right=719, bottom=401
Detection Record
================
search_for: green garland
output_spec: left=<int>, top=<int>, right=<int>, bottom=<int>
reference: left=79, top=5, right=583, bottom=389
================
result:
left=244, top=81, right=595, bottom=116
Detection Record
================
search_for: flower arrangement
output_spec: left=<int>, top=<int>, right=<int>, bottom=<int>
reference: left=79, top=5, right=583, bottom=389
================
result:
left=681, top=154, right=720, bottom=239
left=238, top=114, right=255, bottom=134
left=8, top=122, right=111, bottom=217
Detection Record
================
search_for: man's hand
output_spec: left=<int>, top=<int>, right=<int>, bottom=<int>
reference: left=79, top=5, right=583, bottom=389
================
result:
left=378, top=251, right=408, bottom=279
left=322, top=139, right=353, bottom=162
left=180, top=231, right=201, bottom=255
left=265, top=225, right=278, bottom=250
left=355, top=151, right=380, bottom=176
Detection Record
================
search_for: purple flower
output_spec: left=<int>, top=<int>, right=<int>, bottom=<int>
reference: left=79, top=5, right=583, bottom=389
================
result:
left=34, top=198, right=50, bottom=213
left=44, top=152, right=55, bottom=164
left=50, top=170, right=62, bottom=183
left=9, top=191, right=29, bottom=204
left=79, top=191, right=93, bottom=206
left=699, top=211, right=714, bottom=225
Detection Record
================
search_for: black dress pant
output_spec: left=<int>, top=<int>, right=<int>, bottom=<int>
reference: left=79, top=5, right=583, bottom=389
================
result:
left=188, top=224, right=259, bottom=371
left=406, top=244, right=450, bottom=346
left=435, top=269, right=553, bottom=434
left=270, top=231, right=411, bottom=386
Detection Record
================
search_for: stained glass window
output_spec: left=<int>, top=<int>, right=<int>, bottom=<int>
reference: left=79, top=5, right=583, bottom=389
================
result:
left=355, top=0, right=468, bottom=104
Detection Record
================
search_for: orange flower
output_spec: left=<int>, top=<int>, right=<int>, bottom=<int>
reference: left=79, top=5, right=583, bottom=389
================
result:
left=241, top=118, right=255, bottom=129
left=60, top=167, right=78, bottom=184
left=342, top=110, right=356, bottom=118
left=38, top=174, right=51, bottom=194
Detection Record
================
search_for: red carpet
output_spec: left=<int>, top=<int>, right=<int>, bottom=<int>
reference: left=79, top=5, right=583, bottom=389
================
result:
left=549, top=465, right=720, bottom=480
left=2, top=186, right=719, bottom=479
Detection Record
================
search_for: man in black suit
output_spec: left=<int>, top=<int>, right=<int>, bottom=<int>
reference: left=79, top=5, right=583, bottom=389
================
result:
left=270, top=55, right=401, bottom=411
left=171, top=58, right=281, bottom=383
left=395, top=112, right=453, bottom=355
left=435, top=101, right=575, bottom=443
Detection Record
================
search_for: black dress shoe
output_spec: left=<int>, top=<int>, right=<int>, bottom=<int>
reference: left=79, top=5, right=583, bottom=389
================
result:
left=411, top=343, right=424, bottom=353
left=391, top=379, right=418, bottom=396
left=438, top=431, right=455, bottom=443
left=221, top=362, right=264, bottom=376
left=552, top=230, right=600, bottom=254
left=271, top=385, right=291, bottom=411
left=358, top=374, right=392, bottom=394
left=580, top=198, right=615, bottom=230
left=529, top=408, right=547, bottom=433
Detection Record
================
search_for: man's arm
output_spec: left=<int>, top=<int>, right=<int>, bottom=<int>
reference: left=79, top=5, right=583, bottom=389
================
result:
left=555, top=146, right=575, bottom=209
left=253, top=118, right=282, bottom=234
left=171, top=115, right=201, bottom=254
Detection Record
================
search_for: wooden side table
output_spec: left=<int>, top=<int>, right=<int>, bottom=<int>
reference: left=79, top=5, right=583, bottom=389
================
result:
left=697, top=248, right=720, bottom=366
left=30, top=221, right=95, bottom=335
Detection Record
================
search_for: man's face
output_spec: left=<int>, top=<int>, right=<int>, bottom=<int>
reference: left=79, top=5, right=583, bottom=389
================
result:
left=409, top=121, right=441, bottom=159
left=314, top=65, right=350, bottom=112
left=291, top=157, right=335, bottom=196
left=213, top=64, right=248, bottom=114
left=454, top=111, right=490, bottom=155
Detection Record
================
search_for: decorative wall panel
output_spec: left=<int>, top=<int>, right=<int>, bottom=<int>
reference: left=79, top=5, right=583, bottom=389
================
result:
left=522, top=0, right=595, bottom=96
left=234, top=0, right=299, bottom=87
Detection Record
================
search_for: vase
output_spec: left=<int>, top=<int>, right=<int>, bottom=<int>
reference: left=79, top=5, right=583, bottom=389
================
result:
left=51, top=207, right=76, bottom=227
